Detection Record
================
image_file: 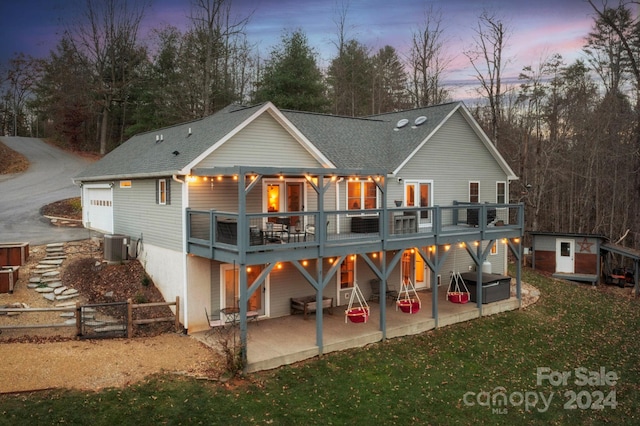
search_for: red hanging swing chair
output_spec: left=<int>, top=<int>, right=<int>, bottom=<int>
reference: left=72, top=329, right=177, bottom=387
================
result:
left=396, top=278, right=421, bottom=314
left=345, top=283, right=370, bottom=323
left=447, top=271, right=470, bottom=304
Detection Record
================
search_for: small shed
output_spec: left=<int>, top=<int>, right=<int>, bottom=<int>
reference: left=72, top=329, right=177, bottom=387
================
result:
left=530, top=232, right=604, bottom=284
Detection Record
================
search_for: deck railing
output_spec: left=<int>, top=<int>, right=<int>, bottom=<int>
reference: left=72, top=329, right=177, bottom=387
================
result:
left=186, top=203, right=523, bottom=258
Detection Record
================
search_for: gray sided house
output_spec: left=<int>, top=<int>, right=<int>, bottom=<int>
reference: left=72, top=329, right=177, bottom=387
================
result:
left=74, top=101, right=525, bottom=370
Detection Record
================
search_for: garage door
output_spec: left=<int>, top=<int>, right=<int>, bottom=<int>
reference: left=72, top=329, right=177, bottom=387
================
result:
left=83, top=185, right=113, bottom=234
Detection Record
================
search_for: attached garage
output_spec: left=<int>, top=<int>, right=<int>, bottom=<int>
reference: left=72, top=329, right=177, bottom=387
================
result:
left=82, top=184, right=113, bottom=234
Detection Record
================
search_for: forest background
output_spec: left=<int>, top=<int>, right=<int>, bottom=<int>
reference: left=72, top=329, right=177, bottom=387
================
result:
left=1, top=0, right=638, bottom=250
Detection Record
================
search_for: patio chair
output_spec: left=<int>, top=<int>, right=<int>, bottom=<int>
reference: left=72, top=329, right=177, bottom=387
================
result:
left=369, top=278, right=398, bottom=303
left=204, top=307, right=219, bottom=328
left=304, top=220, right=329, bottom=241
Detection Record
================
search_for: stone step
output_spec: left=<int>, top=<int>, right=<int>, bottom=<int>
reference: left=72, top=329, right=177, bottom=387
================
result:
left=29, top=277, right=41, bottom=283
left=39, top=259, right=64, bottom=266
left=62, top=288, right=78, bottom=295
left=56, top=293, right=79, bottom=301
left=46, top=243, right=64, bottom=248
left=41, top=271, right=60, bottom=278
left=35, top=287, right=54, bottom=293
left=53, top=286, right=67, bottom=295
left=43, top=293, right=56, bottom=301
left=35, top=264, right=60, bottom=269
left=59, top=312, right=94, bottom=319
left=94, top=325, right=126, bottom=333
left=47, top=281, right=63, bottom=289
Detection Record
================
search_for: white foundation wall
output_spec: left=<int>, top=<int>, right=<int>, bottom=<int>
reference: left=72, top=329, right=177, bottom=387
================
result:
left=137, top=243, right=185, bottom=323
left=185, top=255, right=212, bottom=333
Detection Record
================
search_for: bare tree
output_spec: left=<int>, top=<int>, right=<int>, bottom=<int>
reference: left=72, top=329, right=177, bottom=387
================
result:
left=587, top=0, right=640, bottom=244
left=189, top=0, right=252, bottom=116
left=67, top=0, right=149, bottom=154
left=408, top=6, right=452, bottom=107
left=1, top=53, right=40, bottom=136
left=464, top=10, right=511, bottom=147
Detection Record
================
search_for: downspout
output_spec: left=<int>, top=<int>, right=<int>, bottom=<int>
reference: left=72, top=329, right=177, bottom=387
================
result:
left=173, top=174, right=188, bottom=333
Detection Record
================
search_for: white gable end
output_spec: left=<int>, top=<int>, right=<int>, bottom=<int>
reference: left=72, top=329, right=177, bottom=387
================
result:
left=194, top=112, right=323, bottom=169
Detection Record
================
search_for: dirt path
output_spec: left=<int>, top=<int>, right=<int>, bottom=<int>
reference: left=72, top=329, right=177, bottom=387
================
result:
left=0, top=240, right=223, bottom=393
left=0, top=333, right=220, bottom=393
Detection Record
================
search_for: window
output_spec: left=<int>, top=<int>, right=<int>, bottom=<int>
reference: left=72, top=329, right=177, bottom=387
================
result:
left=469, top=181, right=479, bottom=203
left=490, top=241, right=498, bottom=255
left=340, top=255, right=355, bottom=289
left=264, top=180, right=304, bottom=225
left=157, top=179, right=170, bottom=205
left=347, top=180, right=377, bottom=211
left=496, top=182, right=506, bottom=204
left=405, top=181, right=432, bottom=222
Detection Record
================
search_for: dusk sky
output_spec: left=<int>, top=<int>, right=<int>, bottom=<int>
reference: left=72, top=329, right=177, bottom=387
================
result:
left=1, top=0, right=597, bottom=99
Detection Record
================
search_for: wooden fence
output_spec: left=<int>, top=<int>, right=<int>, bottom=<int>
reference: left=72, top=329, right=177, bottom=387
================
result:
left=0, top=296, right=180, bottom=338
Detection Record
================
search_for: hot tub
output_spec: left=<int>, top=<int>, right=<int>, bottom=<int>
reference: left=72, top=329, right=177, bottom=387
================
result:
left=460, top=272, right=511, bottom=304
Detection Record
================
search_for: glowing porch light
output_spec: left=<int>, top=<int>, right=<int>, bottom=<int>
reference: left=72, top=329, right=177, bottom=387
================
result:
left=302, top=260, right=308, bottom=266
left=444, top=244, right=451, bottom=251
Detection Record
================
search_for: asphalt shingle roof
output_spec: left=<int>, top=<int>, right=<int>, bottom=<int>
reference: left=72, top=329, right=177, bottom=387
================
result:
left=74, top=103, right=266, bottom=181
left=75, top=102, right=462, bottom=181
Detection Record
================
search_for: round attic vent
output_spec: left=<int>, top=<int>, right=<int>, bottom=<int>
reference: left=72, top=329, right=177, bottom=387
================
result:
left=396, top=118, right=409, bottom=128
left=414, top=116, right=427, bottom=126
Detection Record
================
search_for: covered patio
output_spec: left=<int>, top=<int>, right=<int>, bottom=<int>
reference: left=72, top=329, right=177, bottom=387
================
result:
left=196, top=285, right=520, bottom=373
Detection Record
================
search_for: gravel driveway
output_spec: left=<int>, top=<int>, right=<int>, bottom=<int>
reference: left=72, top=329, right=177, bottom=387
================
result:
left=0, top=137, right=94, bottom=245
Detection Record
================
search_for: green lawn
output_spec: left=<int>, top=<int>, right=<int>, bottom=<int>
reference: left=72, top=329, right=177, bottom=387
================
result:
left=1, top=267, right=638, bottom=425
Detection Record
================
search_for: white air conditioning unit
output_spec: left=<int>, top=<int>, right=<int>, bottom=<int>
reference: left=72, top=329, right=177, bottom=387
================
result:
left=104, top=234, right=128, bottom=262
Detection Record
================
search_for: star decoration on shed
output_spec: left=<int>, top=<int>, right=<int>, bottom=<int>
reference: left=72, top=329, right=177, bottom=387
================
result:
left=578, top=238, right=594, bottom=253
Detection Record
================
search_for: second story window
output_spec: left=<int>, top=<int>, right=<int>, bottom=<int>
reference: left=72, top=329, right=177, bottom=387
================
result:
left=469, top=181, right=479, bottom=203
left=348, top=180, right=377, bottom=211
